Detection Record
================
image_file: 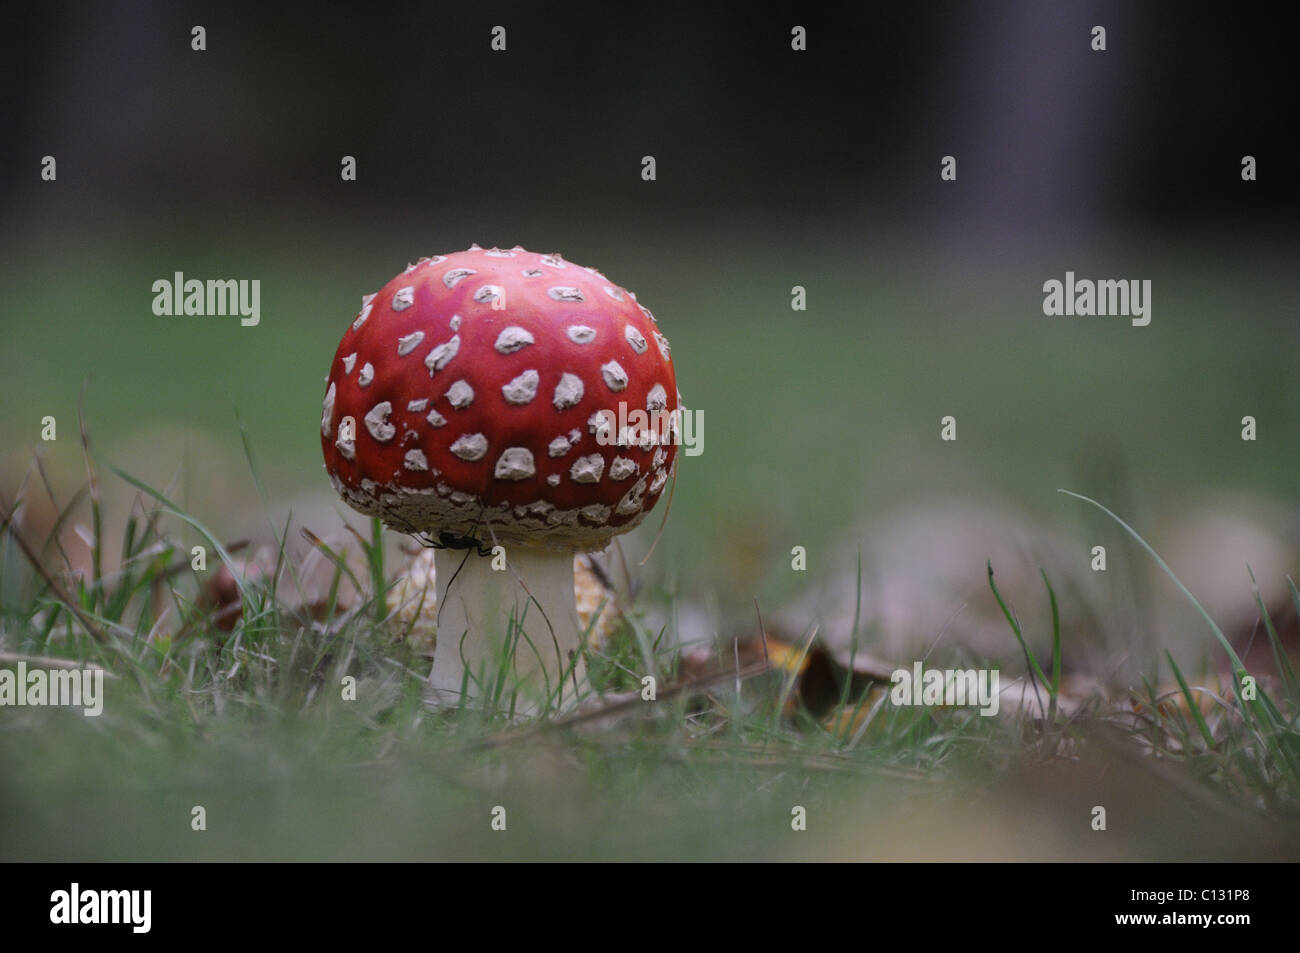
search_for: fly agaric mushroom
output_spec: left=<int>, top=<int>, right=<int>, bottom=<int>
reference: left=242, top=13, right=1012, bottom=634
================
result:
left=320, top=245, right=679, bottom=707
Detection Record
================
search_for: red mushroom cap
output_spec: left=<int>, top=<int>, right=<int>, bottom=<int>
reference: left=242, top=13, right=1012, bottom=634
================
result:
left=320, top=245, right=680, bottom=550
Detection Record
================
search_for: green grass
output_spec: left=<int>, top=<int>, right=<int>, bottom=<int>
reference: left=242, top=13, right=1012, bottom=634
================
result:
left=2, top=438, right=1298, bottom=861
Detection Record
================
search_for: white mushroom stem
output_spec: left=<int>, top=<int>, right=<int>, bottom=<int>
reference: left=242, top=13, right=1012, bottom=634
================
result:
left=428, top=545, right=587, bottom=710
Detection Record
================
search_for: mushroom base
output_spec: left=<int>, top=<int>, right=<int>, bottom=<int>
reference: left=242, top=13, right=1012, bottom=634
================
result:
left=428, top=545, right=588, bottom=711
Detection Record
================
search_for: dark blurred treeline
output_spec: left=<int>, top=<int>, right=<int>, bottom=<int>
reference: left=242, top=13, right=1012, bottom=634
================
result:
left=1, top=1, right=1296, bottom=230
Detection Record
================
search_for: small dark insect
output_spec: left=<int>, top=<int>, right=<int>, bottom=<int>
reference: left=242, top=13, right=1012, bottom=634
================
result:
left=414, top=530, right=496, bottom=559
left=382, top=502, right=496, bottom=558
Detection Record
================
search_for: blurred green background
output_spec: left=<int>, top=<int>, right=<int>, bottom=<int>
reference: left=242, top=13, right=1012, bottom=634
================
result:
left=4, top=3, right=1296, bottom=603
left=3, top=216, right=1295, bottom=611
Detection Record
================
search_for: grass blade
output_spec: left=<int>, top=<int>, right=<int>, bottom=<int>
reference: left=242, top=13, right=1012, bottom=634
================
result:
left=1164, top=649, right=1215, bottom=749
left=1058, top=488, right=1246, bottom=676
